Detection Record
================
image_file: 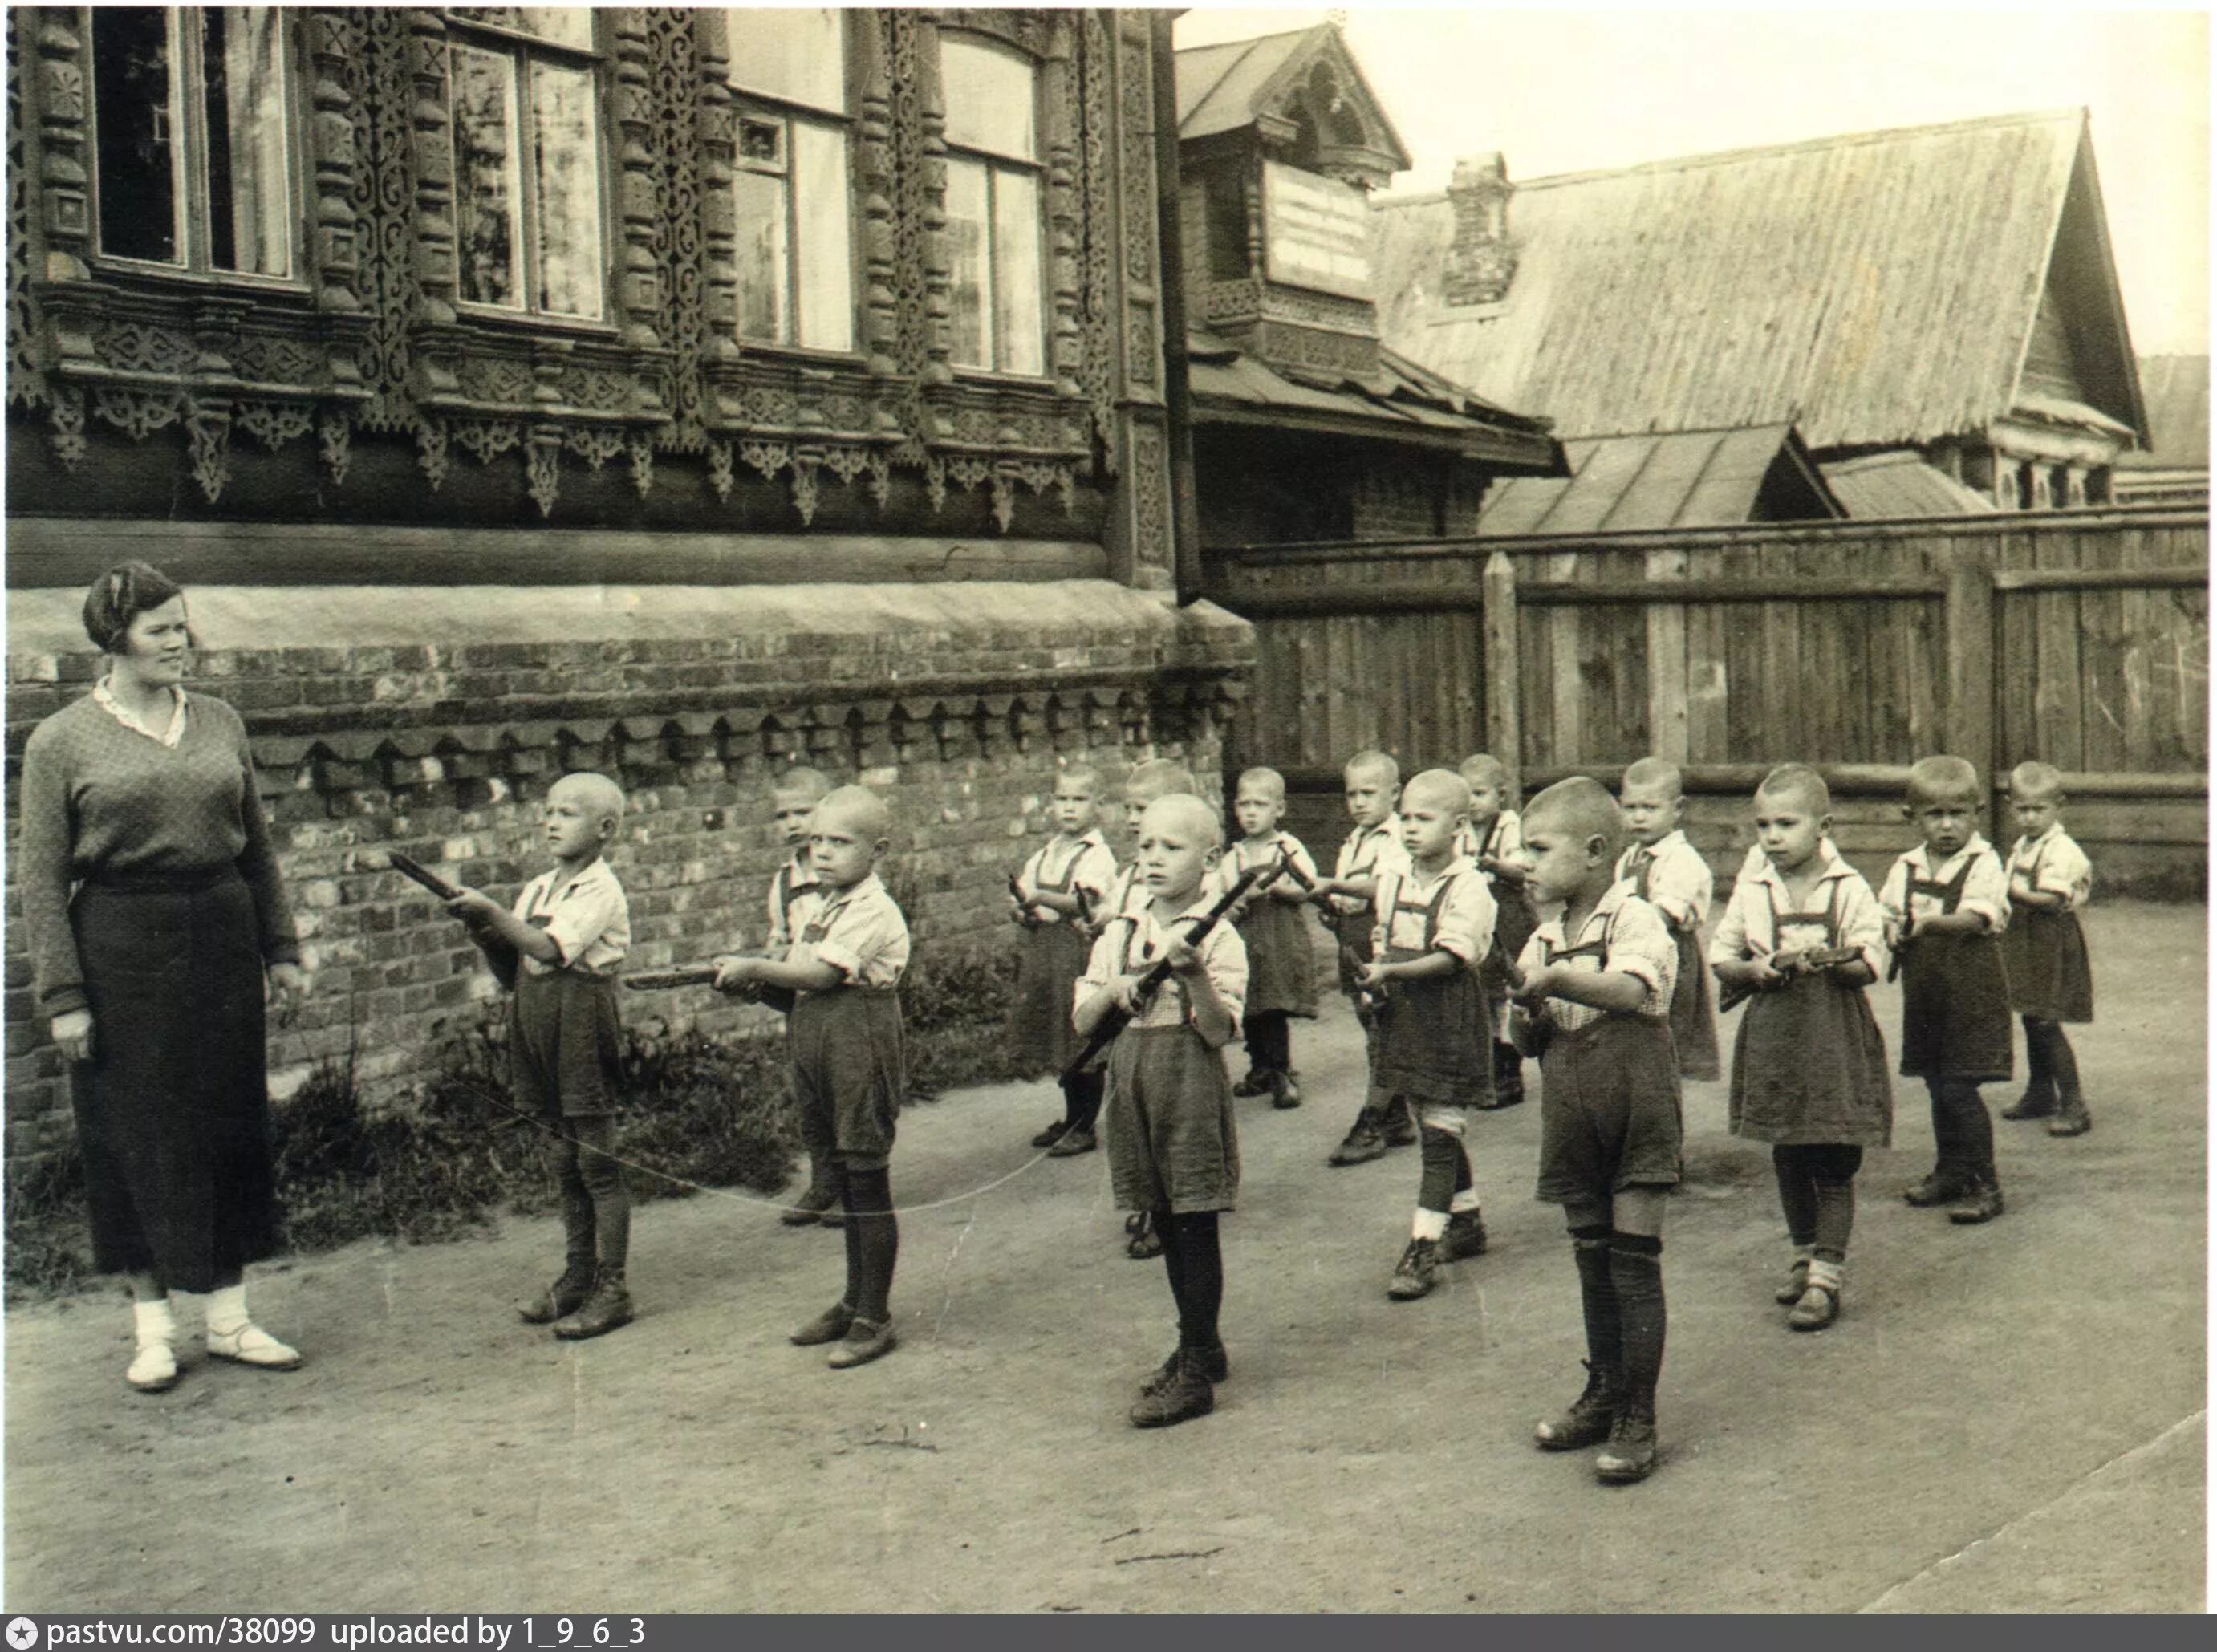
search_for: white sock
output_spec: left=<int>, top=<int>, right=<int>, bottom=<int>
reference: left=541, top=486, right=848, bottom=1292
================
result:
left=204, top=1285, right=250, bottom=1337
left=1449, top=1189, right=1482, bottom=1216
left=1411, top=1208, right=1448, bottom=1242
left=132, top=1297, right=177, bottom=1349
left=1807, top=1257, right=1845, bottom=1292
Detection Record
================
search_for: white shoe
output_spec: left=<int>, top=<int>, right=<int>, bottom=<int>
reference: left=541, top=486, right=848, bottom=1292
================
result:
left=127, top=1340, right=179, bottom=1392
left=205, top=1322, right=302, bottom=1370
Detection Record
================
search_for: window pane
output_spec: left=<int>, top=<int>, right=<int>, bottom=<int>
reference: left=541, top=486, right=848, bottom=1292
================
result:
left=201, top=9, right=290, bottom=277
left=734, top=166, right=790, bottom=343
left=942, top=38, right=1034, bottom=161
left=530, top=59, right=602, bottom=317
left=727, top=9, right=845, bottom=114
left=451, top=9, right=598, bottom=52
left=792, top=119, right=851, bottom=351
left=944, top=156, right=990, bottom=368
left=92, top=7, right=181, bottom=263
left=451, top=46, right=522, bottom=307
left=992, top=167, right=1042, bottom=375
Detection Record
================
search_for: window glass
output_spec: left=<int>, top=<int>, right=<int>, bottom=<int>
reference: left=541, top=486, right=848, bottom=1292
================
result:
left=201, top=8, right=289, bottom=277
left=944, top=156, right=991, bottom=368
left=529, top=57, right=601, bottom=316
left=734, top=164, right=789, bottom=343
left=452, top=8, right=597, bottom=52
left=727, top=8, right=845, bottom=113
left=451, top=44, right=523, bottom=309
left=941, top=37, right=1035, bottom=160
left=92, top=7, right=183, bottom=264
left=791, top=120, right=852, bottom=351
left=992, top=168, right=1042, bottom=376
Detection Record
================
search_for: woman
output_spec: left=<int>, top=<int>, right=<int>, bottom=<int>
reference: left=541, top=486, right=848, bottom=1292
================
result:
left=18, top=562, right=311, bottom=1390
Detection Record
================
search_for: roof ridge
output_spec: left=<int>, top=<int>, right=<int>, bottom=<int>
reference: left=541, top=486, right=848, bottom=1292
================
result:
left=1173, top=23, right=1329, bottom=59
left=1371, top=105, right=2086, bottom=208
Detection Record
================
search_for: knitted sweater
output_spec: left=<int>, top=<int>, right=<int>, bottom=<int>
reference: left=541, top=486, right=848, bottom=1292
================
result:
left=17, top=691, right=300, bottom=1017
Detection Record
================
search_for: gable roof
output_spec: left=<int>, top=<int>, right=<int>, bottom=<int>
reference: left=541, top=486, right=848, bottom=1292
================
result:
left=1375, top=108, right=2148, bottom=451
left=2128, top=355, right=2209, bottom=467
left=1175, top=24, right=1411, bottom=170
left=1820, top=450, right=1999, bottom=518
left=1475, top=425, right=1841, bottom=534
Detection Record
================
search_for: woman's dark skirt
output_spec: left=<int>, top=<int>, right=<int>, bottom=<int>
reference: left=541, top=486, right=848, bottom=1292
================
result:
left=68, top=866, right=278, bottom=1293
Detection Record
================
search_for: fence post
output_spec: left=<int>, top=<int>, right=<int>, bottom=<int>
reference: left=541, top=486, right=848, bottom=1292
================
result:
left=1943, top=546, right=2000, bottom=838
left=1482, top=550, right=1523, bottom=800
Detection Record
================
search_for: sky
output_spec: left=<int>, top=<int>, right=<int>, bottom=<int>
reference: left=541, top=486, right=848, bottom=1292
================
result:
left=1173, top=4, right=2211, bottom=356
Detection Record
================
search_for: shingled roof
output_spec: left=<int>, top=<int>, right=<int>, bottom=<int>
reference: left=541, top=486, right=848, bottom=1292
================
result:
left=1175, top=23, right=1411, bottom=170
left=1374, top=108, right=2147, bottom=452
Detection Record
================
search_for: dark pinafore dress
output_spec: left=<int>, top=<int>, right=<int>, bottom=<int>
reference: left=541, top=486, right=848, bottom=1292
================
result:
left=510, top=894, right=624, bottom=1118
left=1100, top=918, right=1240, bottom=1215
left=1232, top=838, right=1318, bottom=1021
left=1006, top=842, right=1094, bottom=1074
left=1898, top=857, right=2013, bottom=1082
left=1728, top=882, right=1892, bottom=1146
left=1630, top=850, right=1720, bottom=1082
left=2000, top=840, right=2094, bottom=1024
left=1532, top=919, right=1684, bottom=1203
left=789, top=906, right=907, bottom=1170
left=1373, top=871, right=1494, bottom=1108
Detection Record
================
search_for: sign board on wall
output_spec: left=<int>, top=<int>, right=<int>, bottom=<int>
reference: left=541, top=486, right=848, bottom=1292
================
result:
left=1261, top=161, right=1372, bottom=300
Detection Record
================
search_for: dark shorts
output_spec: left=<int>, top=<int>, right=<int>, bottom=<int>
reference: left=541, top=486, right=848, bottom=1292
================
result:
left=512, top=967, right=624, bottom=1117
left=790, top=986, right=906, bottom=1171
left=1105, top=1026, right=1240, bottom=1215
left=1535, top=1016, right=1683, bottom=1205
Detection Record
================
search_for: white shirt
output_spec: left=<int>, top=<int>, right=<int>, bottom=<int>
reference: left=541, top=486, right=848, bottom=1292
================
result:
left=1515, top=881, right=1678, bottom=1031
left=2008, top=824, right=2093, bottom=912
left=514, top=858, right=631, bottom=977
left=786, top=872, right=911, bottom=992
left=1878, top=835, right=2012, bottom=934
left=1016, top=829, right=1119, bottom=925
left=1616, top=829, right=1711, bottom=932
left=1078, top=895, right=1249, bottom=1032
left=1372, top=857, right=1497, bottom=968
left=1711, top=841, right=1888, bottom=981
left=1330, top=818, right=1411, bottom=915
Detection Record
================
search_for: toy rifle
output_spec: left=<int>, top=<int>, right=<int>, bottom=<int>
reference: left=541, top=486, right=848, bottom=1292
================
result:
left=1885, top=913, right=1916, bottom=984
left=1008, top=872, right=1041, bottom=927
left=622, top=958, right=795, bottom=1013
left=1063, top=850, right=1293, bottom=1080
left=1718, top=945, right=1863, bottom=1013
left=388, top=850, right=519, bottom=990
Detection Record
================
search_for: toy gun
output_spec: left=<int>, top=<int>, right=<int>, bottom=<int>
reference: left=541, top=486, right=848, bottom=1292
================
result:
left=1008, top=873, right=1041, bottom=927
left=388, top=850, right=519, bottom=990
left=1886, top=913, right=1916, bottom=984
left=623, top=958, right=794, bottom=1014
left=1719, top=945, right=1862, bottom=1013
left=1063, top=850, right=1294, bottom=1079
left=1344, top=942, right=1391, bottom=1013
left=1071, top=884, right=1094, bottom=931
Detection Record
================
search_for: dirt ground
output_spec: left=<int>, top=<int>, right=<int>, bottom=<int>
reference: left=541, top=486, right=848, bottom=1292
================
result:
left=4, top=902, right=2204, bottom=1613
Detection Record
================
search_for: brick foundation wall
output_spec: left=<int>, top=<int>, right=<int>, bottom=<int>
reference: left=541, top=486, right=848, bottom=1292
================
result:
left=4, top=582, right=1254, bottom=1157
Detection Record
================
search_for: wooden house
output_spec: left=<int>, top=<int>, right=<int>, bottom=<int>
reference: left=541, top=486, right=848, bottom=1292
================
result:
left=2113, top=354, right=2209, bottom=506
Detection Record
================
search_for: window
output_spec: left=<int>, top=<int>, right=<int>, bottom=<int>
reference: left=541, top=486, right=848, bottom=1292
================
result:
left=447, top=9, right=605, bottom=320
left=726, top=9, right=854, bottom=352
left=89, top=7, right=294, bottom=278
left=940, top=35, right=1045, bottom=376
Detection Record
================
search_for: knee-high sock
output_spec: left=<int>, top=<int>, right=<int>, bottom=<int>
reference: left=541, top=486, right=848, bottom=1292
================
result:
left=1925, top=1078, right=1959, bottom=1175
left=843, top=1165, right=899, bottom=1325
left=2030, top=1019, right=2082, bottom=1103
left=555, top=1139, right=597, bottom=1272
left=1170, top=1212, right=1224, bottom=1351
left=572, top=1121, right=630, bottom=1276
left=1156, top=1208, right=1191, bottom=1333
left=1610, top=1233, right=1666, bottom=1417
left=1812, top=1179, right=1857, bottom=1264
left=1570, top=1225, right=1620, bottom=1379
left=828, top=1163, right=862, bottom=1307
left=2020, top=1014, right=2056, bottom=1094
left=1062, top=1068, right=1105, bottom=1132
left=1772, top=1145, right=1818, bottom=1246
left=1939, top=1079, right=1997, bottom=1181
left=1417, top=1126, right=1461, bottom=1213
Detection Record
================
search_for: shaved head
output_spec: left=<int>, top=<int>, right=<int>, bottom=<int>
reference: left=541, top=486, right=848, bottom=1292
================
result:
left=814, top=784, right=891, bottom=841
left=2009, top=760, right=2065, bottom=802
left=1907, top=755, right=1981, bottom=807
left=1621, top=757, right=1683, bottom=800
left=1126, top=758, right=1197, bottom=801
left=550, top=770, right=625, bottom=826
left=1402, top=769, right=1472, bottom=818
left=1345, top=749, right=1399, bottom=788
left=1524, top=776, right=1623, bottom=853
left=1237, top=766, right=1286, bottom=802
left=1757, top=762, right=1831, bottom=816
left=1142, top=792, right=1223, bottom=850
left=1460, top=753, right=1509, bottom=793
left=773, top=766, right=834, bottom=805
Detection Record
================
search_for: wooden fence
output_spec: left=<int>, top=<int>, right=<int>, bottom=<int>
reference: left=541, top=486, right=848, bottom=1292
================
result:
left=1206, top=508, right=2208, bottom=895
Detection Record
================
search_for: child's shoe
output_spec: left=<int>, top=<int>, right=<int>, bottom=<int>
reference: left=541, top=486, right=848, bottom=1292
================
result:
left=1327, top=1114, right=1387, bottom=1167
left=551, top=1272, right=634, bottom=1340
left=1126, top=1212, right=1164, bottom=1260
left=1947, top=1177, right=2006, bottom=1224
left=826, top=1317, right=898, bottom=1369
left=1379, top=1101, right=1419, bottom=1148
left=1232, top=1070, right=1269, bottom=1098
left=1903, top=1169, right=1972, bottom=1208
left=1269, top=1071, right=1302, bottom=1110
left=1029, top=1118, right=1071, bottom=1150
left=1594, top=1410, right=1659, bottom=1484
left=1789, top=1259, right=1842, bottom=1330
left=1534, top=1359, right=1618, bottom=1450
left=1443, top=1209, right=1488, bottom=1261
left=519, top=1266, right=596, bottom=1325
left=2001, top=1084, right=2057, bottom=1121
left=1387, top=1236, right=1443, bottom=1300
left=205, top=1321, right=303, bottom=1370
left=790, top=1300, right=855, bottom=1346
left=780, top=1181, right=838, bottom=1227
left=2048, top=1099, right=2092, bottom=1137
left=1046, top=1126, right=1098, bottom=1158
left=128, top=1339, right=180, bottom=1392
left=1129, top=1359, right=1214, bottom=1427
left=1775, top=1254, right=1811, bottom=1305
left=1142, top=1341, right=1229, bottom=1397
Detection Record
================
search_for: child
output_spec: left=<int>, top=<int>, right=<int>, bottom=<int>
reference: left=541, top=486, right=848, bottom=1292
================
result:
left=445, top=773, right=636, bottom=1340
left=1074, top=794, right=1249, bottom=1428
left=1008, top=764, right=1118, bottom=1155
left=1311, top=750, right=1415, bottom=1166
left=1359, top=770, right=1497, bottom=1301
left=1999, top=761, right=2095, bottom=1138
left=1711, top=765, right=1891, bottom=1330
left=1878, top=756, right=2013, bottom=1224
left=1616, top=758, right=1721, bottom=1082
left=764, top=767, right=843, bottom=1228
left=1223, top=767, right=1319, bottom=1110
left=1459, top=752, right=1536, bottom=1109
left=717, top=785, right=911, bottom=1368
left=1511, top=777, right=1681, bottom=1484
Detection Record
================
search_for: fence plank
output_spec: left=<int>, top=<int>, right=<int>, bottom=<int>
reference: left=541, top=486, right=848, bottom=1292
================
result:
left=2036, top=525, right=2085, bottom=770
left=2077, top=525, right=2131, bottom=772
left=1943, top=544, right=1998, bottom=815
left=1482, top=554, right=1522, bottom=797
left=1645, top=549, right=1690, bottom=761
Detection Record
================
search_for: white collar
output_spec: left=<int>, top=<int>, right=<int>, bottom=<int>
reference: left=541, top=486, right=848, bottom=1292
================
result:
left=93, top=677, right=188, bottom=748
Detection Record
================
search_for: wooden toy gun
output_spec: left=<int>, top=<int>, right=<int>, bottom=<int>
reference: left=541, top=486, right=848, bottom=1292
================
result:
left=1063, top=850, right=1293, bottom=1079
left=1885, top=913, right=1917, bottom=984
left=623, top=959, right=795, bottom=1014
left=388, top=850, right=519, bottom=990
left=1719, top=945, right=1863, bottom=1013
left=1008, top=873, right=1041, bottom=927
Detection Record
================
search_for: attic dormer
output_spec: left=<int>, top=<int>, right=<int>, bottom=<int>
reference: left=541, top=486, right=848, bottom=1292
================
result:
left=1175, top=24, right=1410, bottom=379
